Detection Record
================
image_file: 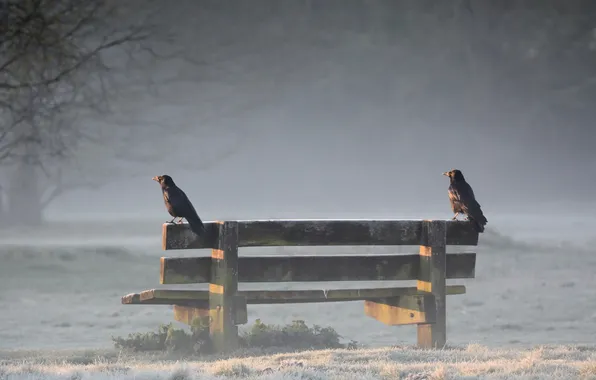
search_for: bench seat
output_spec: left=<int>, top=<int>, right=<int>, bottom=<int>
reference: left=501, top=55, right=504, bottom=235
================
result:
left=122, top=285, right=466, bottom=306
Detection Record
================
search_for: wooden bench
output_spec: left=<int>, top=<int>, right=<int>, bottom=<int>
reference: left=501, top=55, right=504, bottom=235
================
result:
left=122, top=219, right=478, bottom=352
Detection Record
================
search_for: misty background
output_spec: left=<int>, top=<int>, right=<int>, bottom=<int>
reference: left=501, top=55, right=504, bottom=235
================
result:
left=1, top=0, right=595, bottom=229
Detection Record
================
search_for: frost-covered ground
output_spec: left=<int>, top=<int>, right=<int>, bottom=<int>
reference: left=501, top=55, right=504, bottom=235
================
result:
left=1, top=344, right=596, bottom=379
left=0, top=212, right=595, bottom=378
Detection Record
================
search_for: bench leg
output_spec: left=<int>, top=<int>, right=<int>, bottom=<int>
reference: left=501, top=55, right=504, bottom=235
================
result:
left=417, top=220, right=447, bottom=349
left=210, top=221, right=240, bottom=352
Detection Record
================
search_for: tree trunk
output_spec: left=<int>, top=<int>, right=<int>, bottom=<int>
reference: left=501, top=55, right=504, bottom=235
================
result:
left=7, top=161, right=43, bottom=226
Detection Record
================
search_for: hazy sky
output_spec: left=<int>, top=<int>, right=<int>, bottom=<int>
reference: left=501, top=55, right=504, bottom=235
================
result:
left=41, top=1, right=596, bottom=221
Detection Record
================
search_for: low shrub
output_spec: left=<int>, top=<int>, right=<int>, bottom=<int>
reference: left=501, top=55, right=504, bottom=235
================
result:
left=112, top=318, right=358, bottom=355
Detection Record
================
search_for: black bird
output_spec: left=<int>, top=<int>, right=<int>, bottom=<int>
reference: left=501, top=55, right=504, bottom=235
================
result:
left=152, top=174, right=205, bottom=236
left=442, top=169, right=488, bottom=233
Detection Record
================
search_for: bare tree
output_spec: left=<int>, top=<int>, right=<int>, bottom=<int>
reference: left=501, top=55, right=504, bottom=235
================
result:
left=0, top=1, right=282, bottom=224
left=19, top=1, right=345, bottom=220
left=0, top=0, right=155, bottom=225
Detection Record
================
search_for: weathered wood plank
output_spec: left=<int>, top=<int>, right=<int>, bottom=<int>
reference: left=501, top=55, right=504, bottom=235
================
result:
left=121, top=293, right=141, bottom=304
left=173, top=305, right=210, bottom=325
left=121, top=286, right=466, bottom=306
left=161, top=222, right=219, bottom=250
left=162, top=219, right=479, bottom=250
left=209, top=221, right=240, bottom=352
left=160, top=256, right=209, bottom=284
left=364, top=295, right=437, bottom=325
left=232, top=295, right=248, bottom=325
left=238, top=219, right=423, bottom=247
left=417, top=220, right=447, bottom=349
left=160, top=253, right=476, bottom=284
left=173, top=299, right=247, bottom=326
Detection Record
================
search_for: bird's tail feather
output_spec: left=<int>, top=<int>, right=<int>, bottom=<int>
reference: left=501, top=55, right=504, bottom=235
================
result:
left=473, top=219, right=485, bottom=233
left=186, top=215, right=206, bottom=236
left=471, top=213, right=488, bottom=233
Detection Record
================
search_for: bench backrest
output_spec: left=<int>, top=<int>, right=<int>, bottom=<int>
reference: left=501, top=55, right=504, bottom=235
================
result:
left=160, top=219, right=478, bottom=285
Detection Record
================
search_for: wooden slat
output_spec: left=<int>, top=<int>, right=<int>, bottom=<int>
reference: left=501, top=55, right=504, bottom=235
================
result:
left=162, top=219, right=479, bottom=250
left=232, top=296, right=248, bottom=325
left=161, top=222, right=219, bottom=250
left=121, top=293, right=141, bottom=304
left=173, top=301, right=247, bottom=326
left=121, top=285, right=466, bottom=305
left=417, top=220, right=447, bottom=349
left=160, top=253, right=476, bottom=284
left=173, top=305, right=210, bottom=324
left=364, top=295, right=437, bottom=325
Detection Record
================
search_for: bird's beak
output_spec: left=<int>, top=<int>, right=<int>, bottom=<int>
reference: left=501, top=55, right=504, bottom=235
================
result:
left=152, top=176, right=159, bottom=182
left=442, top=172, right=449, bottom=176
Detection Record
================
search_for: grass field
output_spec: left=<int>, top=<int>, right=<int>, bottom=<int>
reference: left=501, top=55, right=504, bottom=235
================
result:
left=2, top=344, right=596, bottom=379
left=1, top=216, right=595, bottom=379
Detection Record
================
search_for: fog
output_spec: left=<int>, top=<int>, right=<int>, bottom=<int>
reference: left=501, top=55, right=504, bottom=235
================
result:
left=2, top=0, right=596, bottom=358
left=40, top=1, right=596, bottom=224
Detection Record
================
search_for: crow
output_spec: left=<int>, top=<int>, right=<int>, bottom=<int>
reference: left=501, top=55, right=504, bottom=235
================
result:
left=442, top=169, right=487, bottom=233
left=152, top=174, right=205, bottom=236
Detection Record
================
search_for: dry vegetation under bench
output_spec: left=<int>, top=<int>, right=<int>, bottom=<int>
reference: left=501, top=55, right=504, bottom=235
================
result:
left=111, top=319, right=358, bottom=355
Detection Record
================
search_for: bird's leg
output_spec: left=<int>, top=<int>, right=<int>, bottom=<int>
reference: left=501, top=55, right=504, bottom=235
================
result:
left=167, top=217, right=177, bottom=224
left=177, top=218, right=185, bottom=224
left=452, top=212, right=459, bottom=220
